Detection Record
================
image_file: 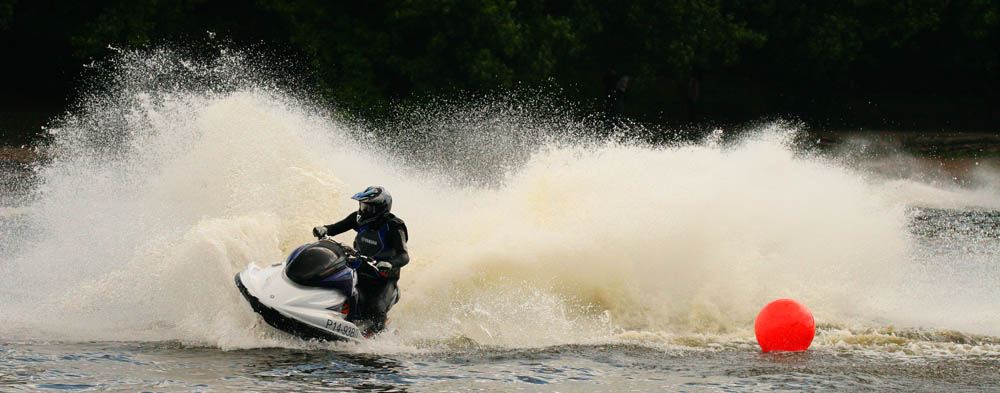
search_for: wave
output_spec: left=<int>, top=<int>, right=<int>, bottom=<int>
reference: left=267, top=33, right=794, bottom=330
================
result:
left=0, top=47, right=997, bottom=352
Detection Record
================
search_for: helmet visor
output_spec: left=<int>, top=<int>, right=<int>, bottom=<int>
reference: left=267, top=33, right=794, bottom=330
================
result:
left=359, top=202, right=376, bottom=213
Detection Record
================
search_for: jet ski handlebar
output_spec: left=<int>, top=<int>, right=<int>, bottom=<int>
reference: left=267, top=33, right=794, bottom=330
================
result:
left=319, top=236, right=378, bottom=270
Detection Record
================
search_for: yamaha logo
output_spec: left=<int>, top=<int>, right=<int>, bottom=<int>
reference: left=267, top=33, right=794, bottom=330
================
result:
left=361, top=238, right=378, bottom=245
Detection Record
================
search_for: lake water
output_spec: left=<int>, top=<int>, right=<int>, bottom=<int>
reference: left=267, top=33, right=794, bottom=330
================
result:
left=2, top=47, right=999, bottom=392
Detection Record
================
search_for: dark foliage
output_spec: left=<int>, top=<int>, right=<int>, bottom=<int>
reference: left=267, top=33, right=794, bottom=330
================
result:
left=1, top=0, right=997, bottom=144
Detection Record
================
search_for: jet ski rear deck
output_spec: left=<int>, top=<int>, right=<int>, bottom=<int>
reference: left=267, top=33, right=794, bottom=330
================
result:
left=235, top=273, right=361, bottom=342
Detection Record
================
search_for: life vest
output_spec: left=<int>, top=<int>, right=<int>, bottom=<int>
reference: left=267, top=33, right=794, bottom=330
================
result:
left=354, top=215, right=407, bottom=261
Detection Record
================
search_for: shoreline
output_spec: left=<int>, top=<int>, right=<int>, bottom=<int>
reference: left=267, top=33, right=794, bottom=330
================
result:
left=0, top=146, right=42, bottom=164
left=1, top=130, right=997, bottom=165
left=0, top=147, right=40, bottom=164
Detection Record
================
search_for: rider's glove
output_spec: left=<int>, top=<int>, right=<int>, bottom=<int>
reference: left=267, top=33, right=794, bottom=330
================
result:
left=375, top=261, right=393, bottom=277
left=346, top=256, right=362, bottom=269
left=312, top=226, right=327, bottom=238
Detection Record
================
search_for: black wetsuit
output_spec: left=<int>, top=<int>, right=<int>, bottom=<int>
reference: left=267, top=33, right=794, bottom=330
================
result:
left=322, top=212, right=408, bottom=334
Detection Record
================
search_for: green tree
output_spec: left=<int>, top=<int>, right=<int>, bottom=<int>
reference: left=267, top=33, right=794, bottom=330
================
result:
left=0, top=0, right=15, bottom=31
left=262, top=0, right=590, bottom=116
left=607, top=0, right=764, bottom=121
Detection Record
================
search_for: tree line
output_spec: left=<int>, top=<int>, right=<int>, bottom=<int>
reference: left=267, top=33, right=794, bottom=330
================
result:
left=2, top=0, right=998, bottom=144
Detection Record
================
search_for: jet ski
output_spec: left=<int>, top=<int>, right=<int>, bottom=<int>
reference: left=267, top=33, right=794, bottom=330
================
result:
left=235, top=237, right=391, bottom=341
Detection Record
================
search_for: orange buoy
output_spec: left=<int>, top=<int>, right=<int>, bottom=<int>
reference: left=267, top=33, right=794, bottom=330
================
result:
left=754, top=298, right=815, bottom=352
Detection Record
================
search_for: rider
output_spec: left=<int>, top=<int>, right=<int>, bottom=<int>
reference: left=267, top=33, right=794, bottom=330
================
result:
left=312, top=186, right=408, bottom=335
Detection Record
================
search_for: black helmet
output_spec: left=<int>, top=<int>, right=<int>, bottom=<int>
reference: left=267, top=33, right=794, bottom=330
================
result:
left=352, top=186, right=392, bottom=225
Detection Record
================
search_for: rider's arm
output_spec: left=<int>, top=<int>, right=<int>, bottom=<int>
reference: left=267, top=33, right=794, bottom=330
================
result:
left=385, top=227, right=409, bottom=269
left=323, top=212, right=359, bottom=237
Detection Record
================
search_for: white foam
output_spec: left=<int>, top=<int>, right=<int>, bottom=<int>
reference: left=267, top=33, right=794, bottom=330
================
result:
left=1, top=48, right=998, bottom=350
